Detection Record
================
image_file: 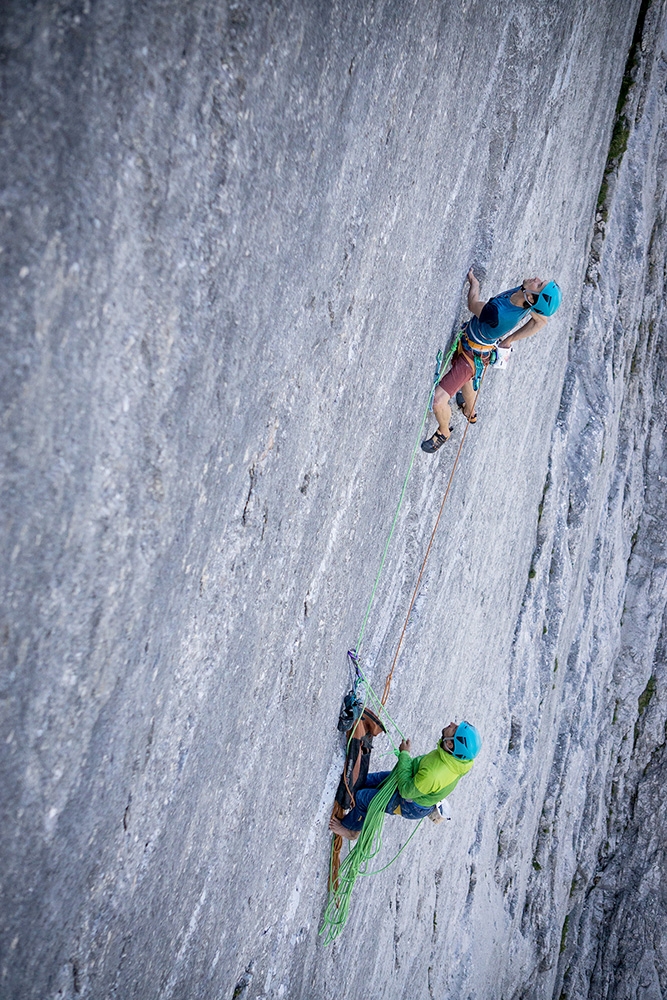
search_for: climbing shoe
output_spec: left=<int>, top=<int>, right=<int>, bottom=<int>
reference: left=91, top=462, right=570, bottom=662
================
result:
left=455, top=391, right=477, bottom=423
left=421, top=428, right=451, bottom=453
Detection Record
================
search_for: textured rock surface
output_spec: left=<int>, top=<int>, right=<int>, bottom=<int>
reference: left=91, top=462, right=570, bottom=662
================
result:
left=1, top=1, right=666, bottom=998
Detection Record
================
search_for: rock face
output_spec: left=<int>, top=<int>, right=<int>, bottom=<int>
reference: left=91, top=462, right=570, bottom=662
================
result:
left=1, top=1, right=666, bottom=998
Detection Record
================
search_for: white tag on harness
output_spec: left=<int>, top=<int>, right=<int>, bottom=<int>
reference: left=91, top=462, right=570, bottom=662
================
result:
left=493, top=346, right=512, bottom=370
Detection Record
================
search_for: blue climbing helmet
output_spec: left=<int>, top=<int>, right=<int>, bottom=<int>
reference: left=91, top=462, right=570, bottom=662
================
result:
left=531, top=280, right=562, bottom=317
left=450, top=721, right=482, bottom=760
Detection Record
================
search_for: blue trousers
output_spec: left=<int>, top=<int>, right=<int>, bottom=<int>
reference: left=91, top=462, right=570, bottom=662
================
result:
left=341, top=770, right=435, bottom=832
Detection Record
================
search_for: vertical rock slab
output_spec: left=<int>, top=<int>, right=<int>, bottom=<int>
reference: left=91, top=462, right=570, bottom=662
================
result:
left=1, top=1, right=661, bottom=999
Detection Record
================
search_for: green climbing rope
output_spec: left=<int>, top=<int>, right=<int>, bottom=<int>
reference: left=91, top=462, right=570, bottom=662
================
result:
left=354, top=660, right=406, bottom=746
left=320, top=766, right=401, bottom=944
left=321, top=328, right=464, bottom=945
left=354, top=331, right=461, bottom=658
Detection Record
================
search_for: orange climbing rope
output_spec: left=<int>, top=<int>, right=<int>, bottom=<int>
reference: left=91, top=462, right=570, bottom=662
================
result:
left=380, top=368, right=487, bottom=705
left=328, top=363, right=487, bottom=897
left=323, top=357, right=492, bottom=938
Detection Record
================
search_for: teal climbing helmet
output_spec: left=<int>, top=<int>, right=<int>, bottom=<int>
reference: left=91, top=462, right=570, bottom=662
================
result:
left=451, top=721, right=482, bottom=760
left=531, top=280, right=562, bottom=317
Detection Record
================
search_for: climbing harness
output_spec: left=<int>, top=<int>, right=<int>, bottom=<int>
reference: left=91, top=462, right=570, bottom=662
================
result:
left=321, top=333, right=488, bottom=944
left=459, top=330, right=496, bottom=390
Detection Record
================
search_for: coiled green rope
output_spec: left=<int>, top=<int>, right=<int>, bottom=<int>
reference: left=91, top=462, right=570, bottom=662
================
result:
left=320, top=765, right=428, bottom=944
left=320, top=767, right=400, bottom=944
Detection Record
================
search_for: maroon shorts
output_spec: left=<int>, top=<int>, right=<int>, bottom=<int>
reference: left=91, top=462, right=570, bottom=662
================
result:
left=439, top=350, right=474, bottom=397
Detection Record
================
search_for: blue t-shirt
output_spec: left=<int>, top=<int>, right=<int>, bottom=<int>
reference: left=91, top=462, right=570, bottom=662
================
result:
left=467, top=286, right=528, bottom=346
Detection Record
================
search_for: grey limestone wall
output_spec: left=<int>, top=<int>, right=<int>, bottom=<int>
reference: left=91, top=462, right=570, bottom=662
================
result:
left=2, top=1, right=666, bottom=998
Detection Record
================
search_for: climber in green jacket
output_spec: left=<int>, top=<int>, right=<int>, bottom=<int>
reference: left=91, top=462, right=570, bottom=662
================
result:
left=329, top=720, right=481, bottom=839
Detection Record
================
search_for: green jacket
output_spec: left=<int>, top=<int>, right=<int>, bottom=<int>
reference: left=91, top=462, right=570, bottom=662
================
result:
left=396, top=743, right=473, bottom=806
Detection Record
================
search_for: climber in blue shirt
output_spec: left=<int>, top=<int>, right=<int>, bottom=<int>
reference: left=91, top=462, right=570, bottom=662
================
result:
left=421, top=270, right=562, bottom=452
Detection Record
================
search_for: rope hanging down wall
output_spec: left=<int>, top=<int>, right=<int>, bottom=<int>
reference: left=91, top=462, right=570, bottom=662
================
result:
left=321, top=341, right=487, bottom=943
